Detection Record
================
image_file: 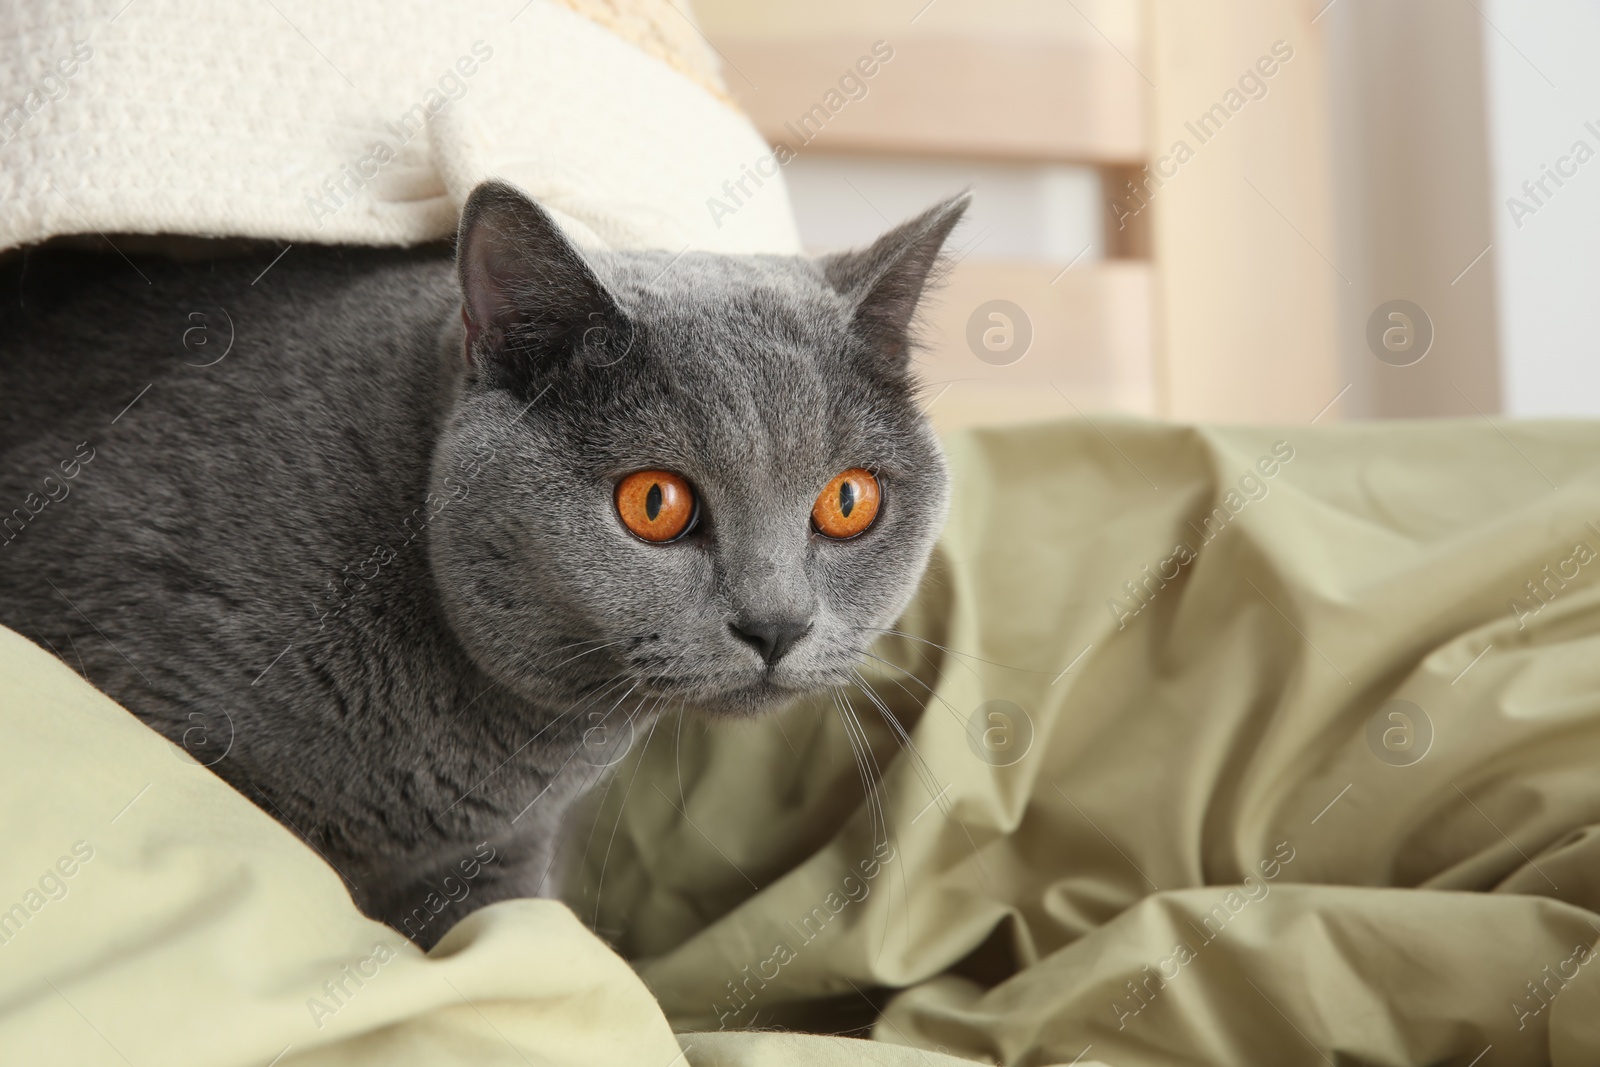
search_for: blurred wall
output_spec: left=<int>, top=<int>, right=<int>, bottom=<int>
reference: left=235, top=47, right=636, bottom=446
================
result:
left=1482, top=0, right=1600, bottom=417
left=1325, top=0, right=1501, bottom=419
left=693, top=0, right=1518, bottom=426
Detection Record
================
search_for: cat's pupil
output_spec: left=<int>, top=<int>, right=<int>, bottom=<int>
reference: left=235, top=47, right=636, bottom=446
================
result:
left=839, top=480, right=856, bottom=518
left=646, top=483, right=663, bottom=521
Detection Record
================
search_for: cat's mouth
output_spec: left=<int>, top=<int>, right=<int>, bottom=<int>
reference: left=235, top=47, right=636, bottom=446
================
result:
left=632, top=666, right=843, bottom=716
left=620, top=632, right=869, bottom=715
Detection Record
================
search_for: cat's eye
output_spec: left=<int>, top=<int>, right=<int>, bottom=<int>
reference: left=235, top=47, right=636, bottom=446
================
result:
left=616, top=470, right=697, bottom=542
left=812, top=468, right=881, bottom=540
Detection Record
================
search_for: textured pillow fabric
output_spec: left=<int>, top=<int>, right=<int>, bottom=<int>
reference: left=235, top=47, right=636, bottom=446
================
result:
left=0, top=0, right=800, bottom=255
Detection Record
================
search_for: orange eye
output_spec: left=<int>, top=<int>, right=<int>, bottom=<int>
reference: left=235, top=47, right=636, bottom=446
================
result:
left=812, top=468, right=881, bottom=539
left=616, top=470, right=697, bottom=542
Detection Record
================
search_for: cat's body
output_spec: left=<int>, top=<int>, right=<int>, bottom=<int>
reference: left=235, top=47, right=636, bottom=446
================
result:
left=0, top=184, right=964, bottom=946
left=0, top=243, right=585, bottom=938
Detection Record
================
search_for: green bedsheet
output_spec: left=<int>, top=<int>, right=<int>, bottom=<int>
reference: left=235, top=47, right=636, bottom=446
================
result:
left=6, top=418, right=1600, bottom=1065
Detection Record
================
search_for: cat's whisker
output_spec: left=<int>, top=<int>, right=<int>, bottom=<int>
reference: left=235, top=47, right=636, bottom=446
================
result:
left=854, top=624, right=1048, bottom=677
left=422, top=673, right=639, bottom=836
left=853, top=698, right=896, bottom=853
left=538, top=638, right=630, bottom=674
left=850, top=673, right=928, bottom=965
left=451, top=618, right=623, bottom=695
left=768, top=704, right=803, bottom=761
left=552, top=688, right=674, bottom=913
left=527, top=684, right=663, bottom=896
left=492, top=637, right=629, bottom=690
left=844, top=670, right=918, bottom=966
left=847, top=662, right=972, bottom=952
left=830, top=692, right=876, bottom=844
left=672, top=700, right=696, bottom=808
left=853, top=650, right=976, bottom=737
left=532, top=745, right=625, bottom=898
left=589, top=692, right=671, bottom=932
left=832, top=690, right=890, bottom=854
left=847, top=666, right=944, bottom=818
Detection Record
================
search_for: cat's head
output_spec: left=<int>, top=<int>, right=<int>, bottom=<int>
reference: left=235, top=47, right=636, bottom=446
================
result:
left=428, top=181, right=965, bottom=719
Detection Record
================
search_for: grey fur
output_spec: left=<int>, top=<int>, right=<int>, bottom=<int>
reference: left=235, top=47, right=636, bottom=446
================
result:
left=0, top=182, right=966, bottom=947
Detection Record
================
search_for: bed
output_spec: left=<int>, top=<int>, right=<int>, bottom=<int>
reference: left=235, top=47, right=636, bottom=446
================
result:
left=6, top=417, right=1599, bottom=1065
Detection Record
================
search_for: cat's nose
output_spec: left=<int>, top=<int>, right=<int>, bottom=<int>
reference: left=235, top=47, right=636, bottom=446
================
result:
left=730, top=615, right=813, bottom=666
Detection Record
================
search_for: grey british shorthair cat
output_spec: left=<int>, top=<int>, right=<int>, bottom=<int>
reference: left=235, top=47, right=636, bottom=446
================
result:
left=0, top=181, right=966, bottom=947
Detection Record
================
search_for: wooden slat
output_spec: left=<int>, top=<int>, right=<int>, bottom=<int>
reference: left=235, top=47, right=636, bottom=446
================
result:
left=911, top=260, right=1156, bottom=432
left=708, top=35, right=1147, bottom=165
left=1145, top=0, right=1342, bottom=421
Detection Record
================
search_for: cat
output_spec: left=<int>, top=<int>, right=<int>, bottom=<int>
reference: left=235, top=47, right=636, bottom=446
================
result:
left=0, top=181, right=966, bottom=947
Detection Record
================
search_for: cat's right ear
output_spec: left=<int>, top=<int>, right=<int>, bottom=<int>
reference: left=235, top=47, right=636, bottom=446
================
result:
left=456, top=181, right=631, bottom=384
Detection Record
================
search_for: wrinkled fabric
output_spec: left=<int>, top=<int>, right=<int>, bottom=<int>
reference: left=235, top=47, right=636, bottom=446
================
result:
left=0, top=622, right=689, bottom=1066
left=572, top=418, right=1600, bottom=1067
left=7, top=417, right=1600, bottom=1066
left=0, top=620, right=969, bottom=1066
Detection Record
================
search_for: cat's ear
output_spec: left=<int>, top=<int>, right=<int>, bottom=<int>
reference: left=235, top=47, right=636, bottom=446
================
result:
left=456, top=181, right=631, bottom=380
left=820, top=192, right=971, bottom=368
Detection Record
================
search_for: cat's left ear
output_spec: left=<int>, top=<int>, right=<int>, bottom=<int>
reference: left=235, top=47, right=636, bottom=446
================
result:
left=456, top=181, right=631, bottom=382
left=821, top=192, right=971, bottom=369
